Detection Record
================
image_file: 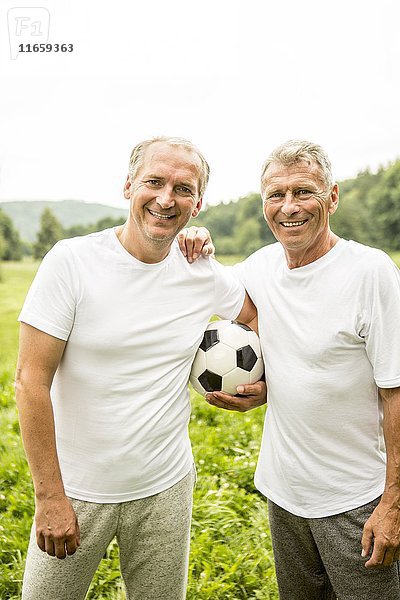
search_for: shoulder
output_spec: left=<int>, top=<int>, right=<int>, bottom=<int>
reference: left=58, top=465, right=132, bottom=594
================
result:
left=170, top=240, right=221, bottom=272
left=235, top=242, right=281, bottom=274
left=47, top=228, right=112, bottom=261
left=343, top=240, right=398, bottom=273
left=58, top=228, right=111, bottom=251
left=341, top=241, right=400, bottom=295
left=243, top=242, right=282, bottom=266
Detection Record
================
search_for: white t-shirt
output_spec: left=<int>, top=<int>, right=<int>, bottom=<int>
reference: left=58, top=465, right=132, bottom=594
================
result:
left=19, top=228, right=245, bottom=503
left=236, top=239, right=400, bottom=518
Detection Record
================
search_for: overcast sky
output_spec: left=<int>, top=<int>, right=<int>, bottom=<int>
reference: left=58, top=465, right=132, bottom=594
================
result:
left=0, top=0, right=399, bottom=209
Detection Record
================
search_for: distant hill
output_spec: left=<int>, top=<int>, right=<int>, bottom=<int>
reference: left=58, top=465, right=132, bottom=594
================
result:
left=0, top=200, right=128, bottom=242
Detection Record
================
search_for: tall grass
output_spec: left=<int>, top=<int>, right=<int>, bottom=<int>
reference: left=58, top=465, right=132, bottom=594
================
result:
left=0, top=259, right=278, bottom=599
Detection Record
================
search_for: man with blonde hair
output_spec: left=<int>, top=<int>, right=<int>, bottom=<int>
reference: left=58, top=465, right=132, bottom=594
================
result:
left=184, top=139, right=400, bottom=599
left=15, top=136, right=263, bottom=599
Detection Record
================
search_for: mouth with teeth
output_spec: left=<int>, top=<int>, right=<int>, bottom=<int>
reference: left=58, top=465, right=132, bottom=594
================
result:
left=147, top=209, right=175, bottom=221
left=280, top=219, right=307, bottom=228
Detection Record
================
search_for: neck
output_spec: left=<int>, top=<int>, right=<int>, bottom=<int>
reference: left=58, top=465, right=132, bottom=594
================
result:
left=284, top=230, right=339, bottom=269
left=115, top=223, right=172, bottom=264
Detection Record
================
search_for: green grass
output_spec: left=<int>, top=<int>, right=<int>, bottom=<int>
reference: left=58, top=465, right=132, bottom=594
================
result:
left=0, top=259, right=278, bottom=599
left=218, top=254, right=245, bottom=266
left=0, top=260, right=37, bottom=372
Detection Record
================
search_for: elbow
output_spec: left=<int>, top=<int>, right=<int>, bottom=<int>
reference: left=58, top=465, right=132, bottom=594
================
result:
left=14, top=366, right=35, bottom=410
left=14, top=368, right=25, bottom=409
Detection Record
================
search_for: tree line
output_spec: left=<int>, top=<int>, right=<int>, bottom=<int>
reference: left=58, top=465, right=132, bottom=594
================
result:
left=1, top=159, right=400, bottom=261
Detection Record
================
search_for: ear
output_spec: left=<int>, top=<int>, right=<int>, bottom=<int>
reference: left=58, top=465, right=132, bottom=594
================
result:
left=123, top=175, right=131, bottom=200
left=328, top=183, right=339, bottom=215
left=191, top=197, right=203, bottom=218
left=262, top=197, right=269, bottom=222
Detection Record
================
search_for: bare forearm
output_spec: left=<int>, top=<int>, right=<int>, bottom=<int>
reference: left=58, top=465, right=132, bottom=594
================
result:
left=15, top=325, right=79, bottom=557
left=15, top=381, right=65, bottom=500
left=381, top=387, right=400, bottom=497
left=361, top=386, right=400, bottom=567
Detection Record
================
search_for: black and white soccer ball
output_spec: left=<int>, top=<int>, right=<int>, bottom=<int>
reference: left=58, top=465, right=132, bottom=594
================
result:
left=190, top=320, right=264, bottom=395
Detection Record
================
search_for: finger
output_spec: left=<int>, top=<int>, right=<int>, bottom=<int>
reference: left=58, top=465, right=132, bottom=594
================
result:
left=54, top=538, right=67, bottom=560
left=207, top=398, right=240, bottom=411
left=205, top=392, right=247, bottom=411
left=361, top=525, right=373, bottom=559
left=192, top=230, right=209, bottom=259
left=202, top=242, right=215, bottom=256
left=36, top=531, right=46, bottom=552
left=196, top=228, right=214, bottom=257
left=66, top=535, right=79, bottom=556
left=205, top=392, right=235, bottom=405
left=176, top=230, right=188, bottom=257
left=236, top=382, right=266, bottom=397
left=381, top=547, right=397, bottom=567
left=185, top=231, right=196, bottom=262
left=44, top=537, right=56, bottom=557
left=206, top=391, right=236, bottom=403
left=365, top=541, right=385, bottom=568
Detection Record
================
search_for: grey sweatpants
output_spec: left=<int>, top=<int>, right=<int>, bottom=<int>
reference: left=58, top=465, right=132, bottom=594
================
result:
left=22, top=468, right=195, bottom=600
left=268, top=497, right=400, bottom=600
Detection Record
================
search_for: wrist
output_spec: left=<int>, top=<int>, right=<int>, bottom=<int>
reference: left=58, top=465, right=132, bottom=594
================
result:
left=381, top=485, right=400, bottom=505
left=34, top=483, right=66, bottom=502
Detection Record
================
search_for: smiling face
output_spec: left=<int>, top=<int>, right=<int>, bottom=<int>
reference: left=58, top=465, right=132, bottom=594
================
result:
left=262, top=160, right=339, bottom=267
left=122, top=141, right=203, bottom=261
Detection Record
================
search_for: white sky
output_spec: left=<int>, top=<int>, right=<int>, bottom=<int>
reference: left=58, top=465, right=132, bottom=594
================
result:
left=0, top=0, right=399, bottom=209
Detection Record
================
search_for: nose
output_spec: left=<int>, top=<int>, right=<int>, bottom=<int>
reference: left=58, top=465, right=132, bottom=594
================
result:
left=156, top=187, right=175, bottom=209
left=281, top=191, right=300, bottom=217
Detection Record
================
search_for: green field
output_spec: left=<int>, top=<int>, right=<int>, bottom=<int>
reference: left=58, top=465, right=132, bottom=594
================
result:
left=0, top=260, right=277, bottom=599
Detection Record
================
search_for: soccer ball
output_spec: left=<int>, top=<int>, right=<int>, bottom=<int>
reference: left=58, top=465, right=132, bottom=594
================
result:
left=190, top=320, right=264, bottom=395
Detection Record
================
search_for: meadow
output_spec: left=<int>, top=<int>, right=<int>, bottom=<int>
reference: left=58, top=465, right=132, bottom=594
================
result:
left=0, top=260, right=278, bottom=599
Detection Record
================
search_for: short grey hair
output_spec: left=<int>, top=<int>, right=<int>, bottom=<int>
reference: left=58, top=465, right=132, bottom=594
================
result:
left=128, top=136, right=210, bottom=198
left=261, top=140, right=334, bottom=197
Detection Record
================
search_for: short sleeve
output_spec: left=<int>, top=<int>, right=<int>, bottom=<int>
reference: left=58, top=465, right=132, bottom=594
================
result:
left=364, top=254, right=400, bottom=388
left=18, top=241, right=79, bottom=340
left=210, top=259, right=246, bottom=320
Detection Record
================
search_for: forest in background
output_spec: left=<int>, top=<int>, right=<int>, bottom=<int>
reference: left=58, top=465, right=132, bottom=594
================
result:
left=1, top=159, right=400, bottom=261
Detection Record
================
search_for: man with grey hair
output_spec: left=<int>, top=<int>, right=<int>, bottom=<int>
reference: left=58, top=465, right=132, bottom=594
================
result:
left=15, top=136, right=263, bottom=599
left=183, top=139, right=400, bottom=599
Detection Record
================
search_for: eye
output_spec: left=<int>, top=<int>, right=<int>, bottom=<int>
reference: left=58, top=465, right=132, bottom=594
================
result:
left=267, top=192, right=284, bottom=201
left=176, top=186, right=193, bottom=195
left=297, top=189, right=312, bottom=196
left=146, top=179, right=162, bottom=186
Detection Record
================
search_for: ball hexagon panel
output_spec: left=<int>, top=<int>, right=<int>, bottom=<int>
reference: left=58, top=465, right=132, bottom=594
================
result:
left=198, top=370, right=222, bottom=392
left=200, top=329, right=219, bottom=352
left=202, top=342, right=237, bottom=375
left=236, top=345, right=258, bottom=371
left=219, top=322, right=252, bottom=350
